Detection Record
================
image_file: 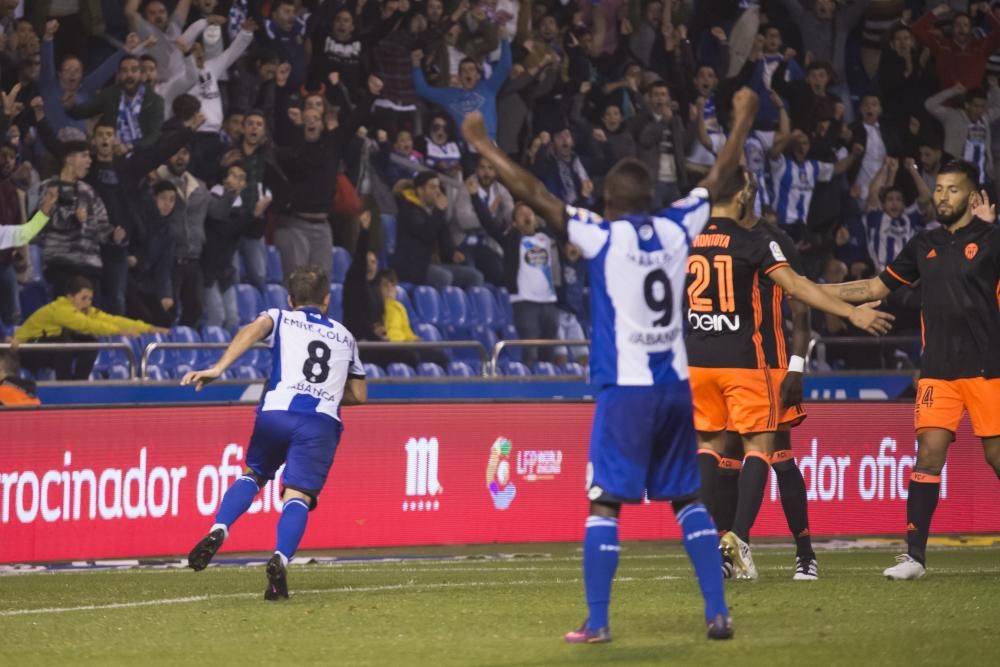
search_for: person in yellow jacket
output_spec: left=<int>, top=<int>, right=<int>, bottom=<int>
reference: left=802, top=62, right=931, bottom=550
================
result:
left=16, top=275, right=168, bottom=379
left=377, top=269, right=450, bottom=370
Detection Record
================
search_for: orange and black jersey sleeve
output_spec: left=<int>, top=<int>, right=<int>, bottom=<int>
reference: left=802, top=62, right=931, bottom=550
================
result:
left=685, top=217, right=791, bottom=369
left=758, top=224, right=804, bottom=369
left=879, top=220, right=1000, bottom=380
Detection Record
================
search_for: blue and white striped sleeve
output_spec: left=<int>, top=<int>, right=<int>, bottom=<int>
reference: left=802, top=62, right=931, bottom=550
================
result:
left=259, top=309, right=281, bottom=348
left=659, top=187, right=711, bottom=242
left=565, top=205, right=610, bottom=259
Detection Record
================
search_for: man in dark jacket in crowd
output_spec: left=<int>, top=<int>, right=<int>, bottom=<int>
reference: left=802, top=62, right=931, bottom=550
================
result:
left=126, top=181, right=178, bottom=328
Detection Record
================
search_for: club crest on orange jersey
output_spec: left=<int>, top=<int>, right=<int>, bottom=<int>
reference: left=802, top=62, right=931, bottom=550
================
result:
left=965, top=243, right=979, bottom=260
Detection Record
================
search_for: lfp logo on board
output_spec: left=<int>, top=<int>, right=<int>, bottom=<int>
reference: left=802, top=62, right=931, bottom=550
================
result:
left=486, top=437, right=562, bottom=510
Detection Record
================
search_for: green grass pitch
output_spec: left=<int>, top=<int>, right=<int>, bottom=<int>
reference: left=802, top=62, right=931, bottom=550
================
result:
left=3, top=542, right=999, bottom=667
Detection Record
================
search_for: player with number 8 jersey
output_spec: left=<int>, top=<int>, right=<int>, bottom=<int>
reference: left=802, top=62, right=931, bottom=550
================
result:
left=181, top=266, right=367, bottom=600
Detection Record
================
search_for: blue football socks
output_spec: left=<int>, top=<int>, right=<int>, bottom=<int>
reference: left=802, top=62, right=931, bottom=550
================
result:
left=212, top=475, right=260, bottom=535
left=676, top=502, right=729, bottom=621
left=583, top=515, right=620, bottom=631
left=275, top=497, right=310, bottom=564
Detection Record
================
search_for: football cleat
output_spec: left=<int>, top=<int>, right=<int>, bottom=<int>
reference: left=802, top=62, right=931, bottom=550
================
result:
left=264, top=554, right=289, bottom=600
left=187, top=528, right=226, bottom=572
left=706, top=614, right=734, bottom=640
left=883, top=554, right=926, bottom=580
left=720, top=532, right=758, bottom=581
left=563, top=622, right=612, bottom=644
left=793, top=556, right=819, bottom=581
left=721, top=549, right=735, bottom=579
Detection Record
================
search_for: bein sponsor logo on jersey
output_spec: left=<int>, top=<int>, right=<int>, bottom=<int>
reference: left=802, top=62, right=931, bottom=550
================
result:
left=404, top=437, right=442, bottom=512
left=687, top=310, right=741, bottom=332
left=485, top=437, right=563, bottom=510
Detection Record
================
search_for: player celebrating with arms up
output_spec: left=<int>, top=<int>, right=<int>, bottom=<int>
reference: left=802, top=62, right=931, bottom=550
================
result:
left=689, top=171, right=893, bottom=581
left=819, top=160, right=1000, bottom=580
left=182, top=266, right=366, bottom=599
left=464, top=88, right=760, bottom=644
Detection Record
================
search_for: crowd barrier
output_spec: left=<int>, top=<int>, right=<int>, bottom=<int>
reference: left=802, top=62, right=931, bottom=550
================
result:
left=2, top=402, right=997, bottom=563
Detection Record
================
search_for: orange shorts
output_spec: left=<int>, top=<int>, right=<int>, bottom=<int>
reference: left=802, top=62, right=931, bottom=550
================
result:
left=915, top=378, right=1000, bottom=437
left=691, top=367, right=789, bottom=434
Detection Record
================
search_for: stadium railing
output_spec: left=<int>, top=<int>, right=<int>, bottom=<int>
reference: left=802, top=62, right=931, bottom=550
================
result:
left=807, top=335, right=922, bottom=370
left=0, top=342, right=138, bottom=379
left=139, top=340, right=492, bottom=379
left=490, top=339, right=591, bottom=376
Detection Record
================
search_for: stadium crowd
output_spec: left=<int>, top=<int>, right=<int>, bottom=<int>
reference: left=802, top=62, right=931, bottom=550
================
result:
left=0, top=0, right=993, bottom=380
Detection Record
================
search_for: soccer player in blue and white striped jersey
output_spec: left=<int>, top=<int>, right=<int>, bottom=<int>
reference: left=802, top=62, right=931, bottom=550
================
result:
left=462, top=88, right=762, bottom=644
left=182, top=266, right=366, bottom=600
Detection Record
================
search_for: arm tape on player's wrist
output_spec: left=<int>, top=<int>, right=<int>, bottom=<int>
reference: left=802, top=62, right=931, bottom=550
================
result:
left=788, top=355, right=806, bottom=373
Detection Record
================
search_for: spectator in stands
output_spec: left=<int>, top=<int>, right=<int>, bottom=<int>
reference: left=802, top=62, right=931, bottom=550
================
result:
left=530, top=127, right=594, bottom=207
left=772, top=58, right=839, bottom=136
left=449, top=157, right=512, bottom=287
left=912, top=2, right=1000, bottom=90
left=877, top=24, right=934, bottom=129
left=0, top=145, right=37, bottom=328
left=375, top=128, right=423, bottom=187
left=685, top=66, right=727, bottom=182
left=65, top=55, right=165, bottom=153
left=343, top=210, right=385, bottom=343
left=742, top=26, right=801, bottom=135
left=16, top=275, right=167, bottom=380
left=392, top=171, right=483, bottom=290
left=187, top=18, right=256, bottom=181
left=156, top=145, right=208, bottom=327
left=203, top=162, right=260, bottom=331
left=226, top=110, right=282, bottom=293
left=632, top=81, right=690, bottom=206
left=38, top=19, right=137, bottom=134
left=477, top=199, right=559, bottom=365
left=849, top=93, right=894, bottom=204
left=259, top=0, right=307, bottom=90
left=573, top=97, right=636, bottom=194
left=126, top=181, right=178, bottom=328
left=412, top=37, right=512, bottom=142
left=864, top=158, right=932, bottom=273
left=916, top=134, right=951, bottom=198
left=925, top=81, right=1000, bottom=187
left=307, top=7, right=370, bottom=107
left=377, top=268, right=449, bottom=368
left=36, top=140, right=117, bottom=300
left=420, top=114, right=463, bottom=177
left=554, top=241, right=589, bottom=368
left=0, top=349, right=39, bottom=406
left=125, top=0, right=209, bottom=84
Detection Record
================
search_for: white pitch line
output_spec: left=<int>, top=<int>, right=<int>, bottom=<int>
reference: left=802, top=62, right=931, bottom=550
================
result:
left=0, top=574, right=679, bottom=618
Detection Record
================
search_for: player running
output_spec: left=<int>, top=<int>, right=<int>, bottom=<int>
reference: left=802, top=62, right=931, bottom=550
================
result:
left=464, top=88, right=763, bottom=644
left=687, top=170, right=893, bottom=581
left=702, top=197, right=818, bottom=581
left=818, top=160, right=1000, bottom=580
left=182, top=266, right=366, bottom=599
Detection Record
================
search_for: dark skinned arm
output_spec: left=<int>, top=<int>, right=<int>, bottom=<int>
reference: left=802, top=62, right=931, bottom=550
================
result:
left=779, top=298, right=811, bottom=409
left=697, top=88, right=759, bottom=200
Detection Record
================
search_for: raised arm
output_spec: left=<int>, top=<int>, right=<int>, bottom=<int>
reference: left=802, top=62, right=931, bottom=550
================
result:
left=462, top=112, right=566, bottom=233
left=698, top=87, right=759, bottom=200
left=769, top=266, right=894, bottom=335
left=866, top=157, right=893, bottom=211
left=180, top=313, right=274, bottom=389
left=903, top=158, right=934, bottom=220
left=925, top=84, right=962, bottom=121
left=769, top=90, right=791, bottom=159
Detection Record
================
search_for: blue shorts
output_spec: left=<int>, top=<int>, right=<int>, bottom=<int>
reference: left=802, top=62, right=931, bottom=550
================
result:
left=246, top=410, right=343, bottom=508
left=586, top=383, right=700, bottom=504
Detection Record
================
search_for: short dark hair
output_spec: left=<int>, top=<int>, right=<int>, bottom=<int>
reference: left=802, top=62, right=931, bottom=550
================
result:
left=414, top=171, right=440, bottom=189
left=119, top=54, right=140, bottom=68
left=287, top=266, right=331, bottom=308
left=139, top=54, right=158, bottom=65
left=605, top=158, right=653, bottom=213
left=244, top=109, right=267, bottom=123
left=760, top=24, right=780, bottom=36
left=153, top=180, right=178, bottom=196
left=938, top=160, right=980, bottom=187
left=376, top=269, right=399, bottom=286
left=172, top=93, right=201, bottom=121
left=713, top=167, right=752, bottom=205
left=58, top=54, right=82, bottom=69
left=272, top=0, right=296, bottom=12
left=458, top=57, right=479, bottom=70
left=881, top=185, right=905, bottom=202
left=65, top=276, right=94, bottom=296
left=255, top=48, right=281, bottom=66
left=59, top=140, right=92, bottom=166
left=965, top=88, right=987, bottom=104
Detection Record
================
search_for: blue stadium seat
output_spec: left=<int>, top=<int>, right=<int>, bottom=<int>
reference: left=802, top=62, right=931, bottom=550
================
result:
left=17, top=368, right=33, bottom=380
left=501, top=361, right=530, bottom=376
left=413, top=286, right=444, bottom=326
left=146, top=365, right=170, bottom=381
left=331, top=246, right=352, bottom=284
left=169, top=326, right=201, bottom=368
left=447, top=361, right=474, bottom=377
left=106, top=364, right=130, bottom=380
left=229, top=366, right=262, bottom=381
left=395, top=285, right=418, bottom=324
left=532, top=362, right=559, bottom=376
left=386, top=362, right=415, bottom=378
left=88, top=368, right=106, bottom=381
left=442, top=286, right=471, bottom=330
left=329, top=283, right=344, bottom=321
left=363, top=363, right=385, bottom=379
left=199, top=326, right=232, bottom=365
left=235, top=284, right=265, bottom=325
left=561, top=362, right=586, bottom=376
left=18, top=281, right=50, bottom=319
left=417, top=362, right=445, bottom=377
left=493, top=287, right=513, bottom=328
left=414, top=322, right=443, bottom=342
left=264, top=284, right=288, bottom=311
left=266, top=245, right=283, bottom=284
left=137, top=332, right=168, bottom=368
left=467, top=286, right=497, bottom=328
left=381, top=214, right=397, bottom=259
left=95, top=335, right=133, bottom=370
left=469, top=324, right=497, bottom=352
